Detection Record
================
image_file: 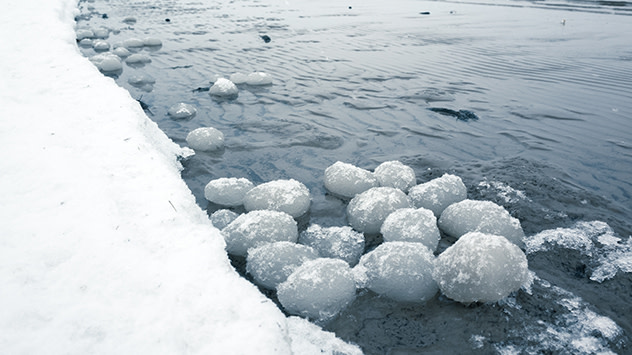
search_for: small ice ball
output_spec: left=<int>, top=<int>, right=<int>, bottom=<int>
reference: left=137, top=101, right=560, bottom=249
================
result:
left=380, top=208, right=440, bottom=252
left=243, top=179, right=311, bottom=218
left=246, top=241, right=319, bottom=289
left=438, top=199, right=525, bottom=247
left=246, top=72, right=273, bottom=86
left=221, top=210, right=298, bottom=256
left=356, top=242, right=438, bottom=303
left=78, top=38, right=93, bottom=47
left=209, top=78, right=239, bottom=97
left=186, top=127, right=225, bottom=152
left=204, top=177, right=253, bottom=206
left=76, top=29, right=94, bottom=40
left=299, top=224, right=365, bottom=266
left=123, top=37, right=144, bottom=48
left=112, top=46, right=131, bottom=58
left=92, top=28, right=109, bottom=39
left=374, top=160, right=416, bottom=192
left=125, top=53, right=152, bottom=64
left=90, top=53, right=122, bottom=72
left=229, top=72, right=249, bottom=84
left=210, top=209, right=239, bottom=230
left=433, top=232, right=530, bottom=303
left=143, top=37, right=162, bottom=47
left=127, top=74, right=156, bottom=87
left=409, top=174, right=467, bottom=217
left=324, top=161, right=379, bottom=198
left=346, top=187, right=412, bottom=234
left=167, top=102, right=197, bottom=120
left=92, top=40, right=110, bottom=52
left=122, top=16, right=137, bottom=25
left=277, top=258, right=356, bottom=322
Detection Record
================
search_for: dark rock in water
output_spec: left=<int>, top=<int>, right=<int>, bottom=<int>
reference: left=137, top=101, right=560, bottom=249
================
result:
left=420, top=11, right=431, bottom=15
left=102, top=13, right=108, bottom=19
left=192, top=86, right=210, bottom=92
left=428, top=107, right=479, bottom=121
left=260, top=35, right=271, bottom=43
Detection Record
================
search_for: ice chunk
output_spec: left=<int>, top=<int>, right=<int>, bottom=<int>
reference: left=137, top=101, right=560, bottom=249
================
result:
left=143, top=37, right=162, bottom=47
left=92, top=40, right=110, bottom=52
left=356, top=241, right=438, bottom=303
left=380, top=208, right=440, bottom=251
left=123, top=37, right=144, bottom=48
left=112, top=46, right=131, bottom=58
left=438, top=199, right=525, bottom=247
left=299, top=224, right=365, bottom=266
left=346, top=187, right=412, bottom=234
left=408, top=173, right=467, bottom=217
left=186, top=127, right=224, bottom=152
left=167, top=102, right=197, bottom=120
left=128, top=74, right=155, bottom=87
left=76, top=29, right=94, bottom=40
left=125, top=53, right=152, bottom=64
left=209, top=78, right=238, bottom=98
left=277, top=258, right=356, bottom=322
left=246, top=72, right=273, bottom=86
left=433, top=232, right=530, bottom=303
left=374, top=160, right=416, bottom=192
left=92, top=27, right=110, bottom=39
left=78, top=38, right=93, bottom=47
left=246, top=241, right=319, bottom=289
left=229, top=72, right=249, bottom=84
left=122, top=16, right=137, bottom=25
left=210, top=209, right=239, bottom=229
left=204, top=177, right=254, bottom=206
left=243, top=179, right=311, bottom=218
left=89, top=53, right=122, bottom=73
left=221, top=210, right=298, bottom=256
left=324, top=161, right=379, bottom=198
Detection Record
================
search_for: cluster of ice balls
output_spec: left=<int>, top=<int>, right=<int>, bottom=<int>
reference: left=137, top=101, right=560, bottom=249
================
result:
left=207, top=160, right=531, bottom=323
left=208, top=72, right=273, bottom=98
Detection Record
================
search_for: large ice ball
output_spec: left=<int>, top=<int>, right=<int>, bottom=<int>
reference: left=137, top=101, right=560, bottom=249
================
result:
left=221, top=210, right=298, bottom=256
left=89, top=53, right=122, bottom=73
left=346, top=187, right=412, bottom=234
left=374, top=160, right=416, bottom=192
left=277, top=258, right=356, bottom=322
left=438, top=199, right=525, bottom=247
left=92, top=40, right=110, bottom=52
left=299, top=224, right=365, bottom=266
left=204, top=177, right=254, bottom=206
left=433, top=232, right=530, bottom=303
left=209, top=78, right=238, bottom=98
left=409, top=174, right=467, bottom=217
left=324, top=161, right=379, bottom=198
left=229, top=72, right=248, bottom=84
left=246, top=241, right=319, bottom=289
left=167, top=102, right=197, bottom=120
left=143, top=37, right=162, bottom=47
left=123, top=37, right=144, bottom=48
left=380, top=208, right=440, bottom=252
left=356, top=242, right=438, bottom=303
left=246, top=72, right=273, bottom=86
left=186, top=127, right=225, bottom=152
left=210, top=209, right=239, bottom=230
left=243, top=179, right=311, bottom=218
left=125, top=53, right=152, bottom=64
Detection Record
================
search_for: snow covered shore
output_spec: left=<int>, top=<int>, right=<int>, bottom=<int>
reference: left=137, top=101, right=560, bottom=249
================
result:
left=0, top=1, right=359, bottom=353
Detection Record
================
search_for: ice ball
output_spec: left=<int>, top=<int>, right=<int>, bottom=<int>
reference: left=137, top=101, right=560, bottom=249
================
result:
left=112, top=46, right=131, bottom=58
left=78, top=38, right=93, bottom=47
left=221, top=210, right=298, bottom=256
left=92, top=28, right=109, bottom=39
left=324, top=161, right=379, bottom=198
left=204, top=177, right=254, bottom=206
left=356, top=242, right=438, bottom=303
left=246, top=241, right=319, bottom=289
left=89, top=53, right=122, bottom=73
left=299, top=224, right=365, bottom=266
left=122, top=16, right=137, bottom=25
left=143, top=37, right=162, bottom=47
left=210, top=209, right=239, bottom=230
left=186, top=127, right=225, bottom=152
left=76, top=29, right=94, bottom=41
left=123, top=37, right=144, bottom=48
left=167, top=102, right=197, bottom=120
left=374, top=160, right=416, bottom=192
left=380, top=208, right=440, bottom=251
left=347, top=187, right=412, bottom=234
left=277, top=258, right=356, bottom=322
left=433, top=232, right=530, bottom=303
left=92, top=40, right=110, bottom=52
left=125, top=53, right=152, bottom=64
left=438, top=199, right=525, bottom=247
left=243, top=179, right=311, bottom=218
left=409, top=173, right=467, bottom=217
left=229, top=72, right=248, bottom=84
left=127, top=74, right=155, bottom=87
left=209, top=78, right=238, bottom=98
left=246, top=72, right=273, bottom=86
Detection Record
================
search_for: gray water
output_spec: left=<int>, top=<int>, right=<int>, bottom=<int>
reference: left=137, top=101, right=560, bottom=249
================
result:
left=76, top=0, right=632, bottom=353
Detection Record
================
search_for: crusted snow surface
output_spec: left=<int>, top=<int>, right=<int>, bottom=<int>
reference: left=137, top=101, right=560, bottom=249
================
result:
left=186, top=127, right=225, bottom=151
left=243, top=179, right=311, bottom=218
left=408, top=173, right=467, bottom=217
left=246, top=242, right=319, bottom=290
left=380, top=207, right=440, bottom=252
left=324, top=161, right=379, bottom=198
left=204, top=177, right=254, bottom=207
left=221, top=210, right=298, bottom=256
left=373, top=160, right=416, bottom=192
left=347, top=187, right=412, bottom=234
left=286, top=316, right=363, bottom=355
left=299, top=224, right=365, bottom=266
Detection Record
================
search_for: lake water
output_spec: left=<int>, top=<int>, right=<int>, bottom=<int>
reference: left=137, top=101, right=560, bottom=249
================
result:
left=76, top=0, right=632, bottom=353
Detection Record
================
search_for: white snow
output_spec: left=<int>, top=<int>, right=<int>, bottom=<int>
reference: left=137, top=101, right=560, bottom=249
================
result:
left=346, top=186, right=412, bottom=234
left=186, top=126, right=225, bottom=151
left=0, top=1, right=358, bottom=353
left=324, top=161, right=379, bottom=198
left=204, top=177, right=253, bottom=206
left=408, top=173, right=467, bottom=217
left=299, top=224, right=365, bottom=266
left=243, top=179, right=311, bottom=218
left=380, top=207, right=440, bottom=252
left=221, top=210, right=298, bottom=256
left=246, top=241, right=319, bottom=290
left=373, top=160, right=416, bottom=192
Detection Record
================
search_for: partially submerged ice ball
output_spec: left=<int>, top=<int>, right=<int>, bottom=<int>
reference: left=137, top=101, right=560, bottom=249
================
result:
left=143, top=37, right=162, bottom=47
left=210, top=209, right=239, bottom=230
left=123, top=37, right=144, bottom=48
left=243, top=179, right=311, bottom=218
left=167, top=102, right=197, bottom=119
left=246, top=241, right=319, bottom=290
left=346, top=187, right=412, bottom=234
left=299, top=224, right=365, bottom=266
left=409, top=173, right=467, bottom=217
left=89, top=53, right=122, bottom=73
left=92, top=40, right=110, bottom=52
left=186, top=127, right=225, bottom=152
left=374, top=160, right=416, bottom=192
left=204, top=177, right=253, bottom=206
left=125, top=53, right=152, bottom=65
left=433, top=232, right=530, bottom=303
left=324, top=161, right=379, bottom=198
left=221, top=210, right=298, bottom=257
left=209, top=78, right=239, bottom=98
left=246, top=72, right=273, bottom=86
left=380, top=207, right=440, bottom=251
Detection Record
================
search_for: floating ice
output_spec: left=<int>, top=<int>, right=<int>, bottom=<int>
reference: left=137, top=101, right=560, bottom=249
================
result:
left=204, top=177, right=253, bottom=206
left=438, top=199, right=525, bottom=247
left=143, top=37, right=162, bottom=47
left=374, top=160, right=416, bottom=192
left=210, top=209, right=239, bottom=229
left=122, top=16, right=137, bottom=25
left=122, top=37, right=144, bottom=48
left=277, top=258, right=356, bottom=322
left=299, top=224, right=365, bottom=266
left=78, top=38, right=93, bottom=47
left=92, top=40, right=109, bottom=51
left=380, top=207, right=440, bottom=251
left=356, top=241, right=438, bottom=303
left=229, top=72, right=248, bottom=84
left=246, top=241, right=319, bottom=289
left=125, top=53, right=152, bottom=65
left=76, top=29, right=94, bottom=40
left=127, top=74, right=155, bottom=91
left=433, top=232, right=530, bottom=303
left=408, top=173, right=467, bottom=217
left=221, top=210, right=298, bottom=256
left=112, top=46, right=131, bottom=58
left=324, top=161, right=379, bottom=198
left=347, top=187, right=412, bottom=234
left=243, top=179, right=311, bottom=218
left=186, top=127, right=225, bottom=152
left=167, top=102, right=197, bottom=120
left=92, top=28, right=109, bottom=39
left=209, top=78, right=238, bottom=98
left=89, top=53, right=122, bottom=73
left=246, top=72, right=273, bottom=86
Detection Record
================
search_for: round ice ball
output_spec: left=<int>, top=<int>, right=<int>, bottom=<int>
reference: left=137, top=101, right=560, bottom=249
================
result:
left=246, top=241, right=319, bottom=290
left=221, top=210, right=298, bottom=257
left=324, top=161, right=379, bottom=198
left=112, top=46, right=131, bottom=58
left=89, top=53, right=122, bottom=73
left=409, top=173, right=467, bottom=217
left=246, top=72, right=273, bottom=86
left=76, top=29, right=94, bottom=41
left=433, top=232, right=530, bottom=303
left=243, top=179, right=311, bottom=218
left=347, top=187, right=412, bottom=234
left=229, top=72, right=248, bottom=84
left=374, top=160, right=416, bottom=192
left=128, top=74, right=156, bottom=87
left=209, top=78, right=239, bottom=98
left=125, top=53, right=152, bottom=64
left=380, top=208, right=440, bottom=252
left=123, top=37, right=144, bottom=48
left=186, top=127, right=225, bottom=152
left=438, top=199, right=525, bottom=247
left=143, top=37, right=162, bottom=46
left=92, top=28, right=109, bottom=39
left=299, top=224, right=365, bottom=266
left=277, top=258, right=356, bottom=322
left=92, top=40, right=110, bottom=51
left=356, top=242, right=438, bottom=303
left=167, top=102, right=197, bottom=120
left=204, top=177, right=254, bottom=206
left=122, top=16, right=137, bottom=25
left=210, top=209, right=239, bottom=230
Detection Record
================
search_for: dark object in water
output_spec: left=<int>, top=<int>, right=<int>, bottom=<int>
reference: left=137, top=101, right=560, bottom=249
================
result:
left=260, top=35, right=271, bottom=43
left=192, top=86, right=210, bottom=92
left=349, top=6, right=352, bottom=9
left=428, top=107, right=479, bottom=121
left=165, top=18, right=171, bottom=22
left=102, top=13, right=108, bottom=19
left=169, top=65, right=193, bottom=69
left=420, top=11, right=431, bottom=15
left=136, top=96, right=153, bottom=115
